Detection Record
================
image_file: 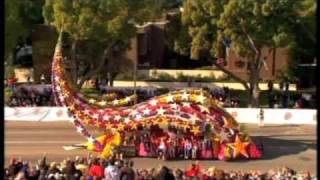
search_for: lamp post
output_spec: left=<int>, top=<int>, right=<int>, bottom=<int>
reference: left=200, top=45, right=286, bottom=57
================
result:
left=128, top=19, right=138, bottom=104
left=133, top=51, right=138, bottom=105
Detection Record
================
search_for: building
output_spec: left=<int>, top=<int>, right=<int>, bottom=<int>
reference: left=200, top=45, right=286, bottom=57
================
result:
left=125, top=22, right=290, bottom=81
left=17, top=23, right=289, bottom=83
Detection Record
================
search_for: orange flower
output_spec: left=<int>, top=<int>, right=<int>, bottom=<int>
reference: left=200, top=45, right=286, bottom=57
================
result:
left=227, top=135, right=250, bottom=158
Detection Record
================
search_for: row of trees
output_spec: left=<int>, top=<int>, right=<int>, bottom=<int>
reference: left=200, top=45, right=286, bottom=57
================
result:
left=166, top=0, right=316, bottom=107
left=5, top=0, right=316, bottom=107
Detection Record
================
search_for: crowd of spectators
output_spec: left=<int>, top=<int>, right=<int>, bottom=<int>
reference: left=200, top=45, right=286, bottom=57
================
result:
left=5, top=84, right=314, bottom=109
left=4, top=156, right=315, bottom=180
left=207, top=87, right=240, bottom=108
left=6, top=86, right=55, bottom=107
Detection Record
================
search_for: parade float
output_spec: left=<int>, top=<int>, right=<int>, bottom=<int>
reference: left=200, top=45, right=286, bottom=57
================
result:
left=52, top=31, right=262, bottom=161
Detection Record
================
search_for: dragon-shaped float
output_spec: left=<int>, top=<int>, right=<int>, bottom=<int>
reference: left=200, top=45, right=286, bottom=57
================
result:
left=52, top=31, right=262, bottom=160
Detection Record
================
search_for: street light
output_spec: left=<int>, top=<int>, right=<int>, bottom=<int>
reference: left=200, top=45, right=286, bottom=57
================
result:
left=128, top=19, right=138, bottom=104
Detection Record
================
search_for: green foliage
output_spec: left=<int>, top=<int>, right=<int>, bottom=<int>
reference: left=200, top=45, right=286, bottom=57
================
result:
left=21, top=0, right=45, bottom=25
left=166, top=0, right=308, bottom=107
left=5, top=64, right=15, bottom=79
left=115, top=72, right=135, bottom=81
left=156, top=72, right=176, bottom=82
left=217, top=0, right=300, bottom=58
left=5, top=0, right=45, bottom=60
left=43, top=0, right=160, bottom=87
left=168, top=0, right=304, bottom=61
left=165, top=14, right=191, bottom=56
left=5, top=1, right=27, bottom=59
left=4, top=88, right=14, bottom=104
left=239, top=124, right=248, bottom=134
left=176, top=72, right=189, bottom=82
left=287, top=0, right=316, bottom=84
left=43, top=0, right=136, bottom=44
left=80, top=88, right=101, bottom=95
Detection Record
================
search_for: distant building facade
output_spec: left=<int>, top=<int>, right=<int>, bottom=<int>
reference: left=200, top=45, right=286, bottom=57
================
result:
left=27, top=24, right=289, bottom=83
left=126, top=22, right=290, bottom=81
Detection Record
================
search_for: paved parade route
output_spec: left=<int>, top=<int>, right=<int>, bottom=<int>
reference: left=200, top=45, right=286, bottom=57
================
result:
left=5, top=121, right=317, bottom=174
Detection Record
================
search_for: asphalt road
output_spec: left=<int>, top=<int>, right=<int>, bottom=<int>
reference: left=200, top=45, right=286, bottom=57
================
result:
left=4, top=121, right=317, bottom=174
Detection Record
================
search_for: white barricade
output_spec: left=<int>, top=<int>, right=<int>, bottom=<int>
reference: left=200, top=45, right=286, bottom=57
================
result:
left=5, top=107, right=317, bottom=125
left=225, top=108, right=317, bottom=125
left=5, top=107, right=72, bottom=122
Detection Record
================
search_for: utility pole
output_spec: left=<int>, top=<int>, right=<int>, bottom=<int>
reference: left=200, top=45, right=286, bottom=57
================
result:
left=133, top=37, right=138, bottom=105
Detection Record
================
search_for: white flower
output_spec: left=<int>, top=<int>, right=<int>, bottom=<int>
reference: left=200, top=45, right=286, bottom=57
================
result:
left=157, top=108, right=166, bottom=115
left=99, top=100, right=107, bottom=106
left=181, top=92, right=190, bottom=101
left=114, top=115, right=121, bottom=121
left=142, top=108, right=151, bottom=115
left=199, top=105, right=210, bottom=113
left=219, top=130, right=230, bottom=142
left=130, top=110, right=138, bottom=116
left=135, top=114, right=142, bottom=121
left=170, top=103, right=178, bottom=110
left=92, top=113, right=99, bottom=119
left=125, top=96, right=131, bottom=102
left=149, top=99, right=158, bottom=106
left=166, top=94, right=174, bottom=103
left=190, top=114, right=198, bottom=124
left=113, top=99, right=119, bottom=105
left=196, top=94, right=206, bottom=104
left=103, top=115, right=110, bottom=121
left=76, top=126, right=84, bottom=133
left=56, top=86, right=61, bottom=91
left=84, top=110, right=90, bottom=115
left=182, top=102, right=191, bottom=108
left=87, top=136, right=95, bottom=143
left=124, top=117, right=131, bottom=124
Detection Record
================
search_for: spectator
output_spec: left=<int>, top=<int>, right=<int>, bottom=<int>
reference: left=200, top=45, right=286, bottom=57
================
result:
left=174, top=169, right=184, bottom=180
left=8, top=158, right=19, bottom=177
left=28, top=166, right=39, bottom=180
left=104, top=159, right=120, bottom=180
left=119, top=160, right=135, bottom=180
left=14, top=171, right=27, bottom=180
left=76, top=157, right=89, bottom=176
left=156, top=166, right=174, bottom=180
left=47, top=162, right=61, bottom=179
left=185, top=163, right=200, bottom=178
left=4, top=156, right=317, bottom=179
left=89, top=158, right=104, bottom=179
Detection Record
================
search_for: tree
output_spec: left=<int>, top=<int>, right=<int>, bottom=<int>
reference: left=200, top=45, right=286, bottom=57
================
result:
left=170, top=0, right=303, bottom=107
left=5, top=0, right=27, bottom=61
left=43, top=0, right=131, bottom=88
left=43, top=0, right=160, bottom=89
left=5, top=0, right=45, bottom=78
left=287, top=0, right=316, bottom=88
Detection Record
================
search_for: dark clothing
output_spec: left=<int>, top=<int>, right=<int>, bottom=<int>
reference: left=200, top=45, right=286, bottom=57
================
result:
left=8, top=164, right=18, bottom=177
left=120, top=166, right=135, bottom=180
left=156, top=167, right=175, bottom=180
